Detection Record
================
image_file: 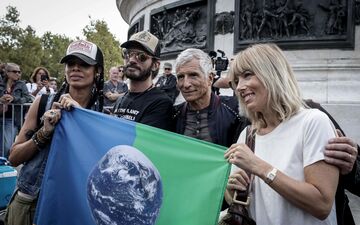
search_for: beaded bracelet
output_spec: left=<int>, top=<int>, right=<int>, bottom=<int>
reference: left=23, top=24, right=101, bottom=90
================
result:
left=31, top=133, right=46, bottom=150
left=31, top=127, right=53, bottom=150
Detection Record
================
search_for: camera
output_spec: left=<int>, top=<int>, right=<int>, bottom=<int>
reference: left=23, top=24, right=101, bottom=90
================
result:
left=208, top=50, right=229, bottom=95
left=41, top=74, right=49, bottom=81
left=208, top=50, right=229, bottom=73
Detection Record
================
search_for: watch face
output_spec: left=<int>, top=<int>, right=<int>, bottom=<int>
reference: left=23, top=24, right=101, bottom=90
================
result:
left=266, top=168, right=277, bottom=183
left=268, top=173, right=275, bottom=180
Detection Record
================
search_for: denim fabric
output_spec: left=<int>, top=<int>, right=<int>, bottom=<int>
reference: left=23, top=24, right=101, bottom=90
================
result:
left=0, top=118, right=18, bottom=158
left=16, top=145, right=50, bottom=197
left=15, top=93, right=99, bottom=197
left=15, top=94, right=55, bottom=197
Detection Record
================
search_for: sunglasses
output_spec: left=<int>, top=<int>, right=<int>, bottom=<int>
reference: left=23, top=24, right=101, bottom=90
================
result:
left=164, top=68, right=172, bottom=70
left=8, top=70, right=21, bottom=74
left=66, top=61, right=92, bottom=68
left=122, top=50, right=154, bottom=63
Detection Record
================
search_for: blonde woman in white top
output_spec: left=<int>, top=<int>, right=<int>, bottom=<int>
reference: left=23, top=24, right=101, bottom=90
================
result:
left=224, top=43, right=338, bottom=225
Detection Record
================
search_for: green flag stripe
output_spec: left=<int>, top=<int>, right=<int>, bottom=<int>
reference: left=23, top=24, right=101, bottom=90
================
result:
left=133, top=124, right=230, bottom=225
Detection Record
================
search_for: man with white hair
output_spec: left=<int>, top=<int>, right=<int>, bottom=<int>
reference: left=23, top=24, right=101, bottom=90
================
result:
left=173, top=48, right=248, bottom=147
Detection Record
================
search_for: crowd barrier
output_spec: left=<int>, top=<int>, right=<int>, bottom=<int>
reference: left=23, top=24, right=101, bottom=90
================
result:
left=1, top=103, right=32, bottom=158
left=0, top=104, right=116, bottom=157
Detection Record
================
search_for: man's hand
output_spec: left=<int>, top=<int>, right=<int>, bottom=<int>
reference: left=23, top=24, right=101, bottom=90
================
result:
left=325, top=129, right=358, bottom=175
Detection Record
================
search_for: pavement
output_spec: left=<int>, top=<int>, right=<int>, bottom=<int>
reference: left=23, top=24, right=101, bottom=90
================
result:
left=348, top=191, right=360, bottom=224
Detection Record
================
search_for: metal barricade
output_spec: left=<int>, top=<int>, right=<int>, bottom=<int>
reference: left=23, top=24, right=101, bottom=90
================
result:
left=1, top=103, right=32, bottom=158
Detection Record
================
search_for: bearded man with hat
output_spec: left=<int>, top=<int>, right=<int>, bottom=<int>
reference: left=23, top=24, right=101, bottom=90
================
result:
left=112, top=31, right=173, bottom=131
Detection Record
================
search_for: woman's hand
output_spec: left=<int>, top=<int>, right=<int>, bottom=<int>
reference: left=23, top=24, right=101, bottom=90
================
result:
left=36, top=81, right=44, bottom=90
left=0, top=94, right=14, bottom=103
left=52, top=93, right=81, bottom=110
left=228, top=169, right=250, bottom=192
left=42, top=109, right=62, bottom=135
left=224, top=143, right=259, bottom=174
left=225, top=169, right=250, bottom=204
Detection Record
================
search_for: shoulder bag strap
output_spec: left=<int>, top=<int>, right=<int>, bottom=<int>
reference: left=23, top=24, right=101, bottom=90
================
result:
left=36, top=94, right=49, bottom=127
left=233, top=126, right=255, bottom=205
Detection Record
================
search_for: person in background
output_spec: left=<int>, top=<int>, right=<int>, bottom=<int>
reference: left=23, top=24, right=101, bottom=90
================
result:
left=49, top=77, right=58, bottom=93
left=213, top=75, right=231, bottom=89
left=104, top=66, right=128, bottom=107
left=0, top=63, right=32, bottom=158
left=26, top=67, right=54, bottom=97
left=212, top=58, right=235, bottom=91
left=224, top=43, right=338, bottom=224
left=155, top=62, right=179, bottom=103
left=0, top=62, right=6, bottom=81
left=112, top=31, right=173, bottom=131
left=118, top=65, right=126, bottom=81
left=305, top=99, right=359, bottom=225
left=5, top=39, right=105, bottom=225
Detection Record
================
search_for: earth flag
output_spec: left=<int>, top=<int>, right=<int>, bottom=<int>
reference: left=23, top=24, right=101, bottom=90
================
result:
left=35, top=108, right=230, bottom=225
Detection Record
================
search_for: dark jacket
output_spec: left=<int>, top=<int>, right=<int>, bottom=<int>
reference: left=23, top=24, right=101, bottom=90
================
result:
left=0, top=79, right=33, bottom=126
left=173, top=93, right=250, bottom=147
left=155, top=74, right=179, bottom=103
left=305, top=99, right=360, bottom=225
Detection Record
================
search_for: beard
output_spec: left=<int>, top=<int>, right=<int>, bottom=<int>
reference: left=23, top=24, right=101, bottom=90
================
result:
left=124, top=63, right=152, bottom=81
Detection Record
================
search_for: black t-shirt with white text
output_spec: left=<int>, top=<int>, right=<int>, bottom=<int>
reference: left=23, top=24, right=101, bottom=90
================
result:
left=112, top=87, right=174, bottom=131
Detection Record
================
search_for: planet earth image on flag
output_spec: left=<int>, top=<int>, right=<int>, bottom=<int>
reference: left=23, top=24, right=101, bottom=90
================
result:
left=87, top=145, right=163, bottom=225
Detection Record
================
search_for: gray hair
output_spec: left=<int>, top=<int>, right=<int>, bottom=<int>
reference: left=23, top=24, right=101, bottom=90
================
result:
left=5, top=63, right=20, bottom=72
left=175, top=48, right=212, bottom=76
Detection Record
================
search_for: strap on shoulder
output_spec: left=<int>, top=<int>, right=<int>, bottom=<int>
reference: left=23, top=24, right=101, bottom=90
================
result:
left=36, top=94, right=49, bottom=127
left=233, top=126, right=255, bottom=205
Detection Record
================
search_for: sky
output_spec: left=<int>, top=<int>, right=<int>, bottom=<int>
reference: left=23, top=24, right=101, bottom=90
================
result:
left=0, top=0, right=130, bottom=43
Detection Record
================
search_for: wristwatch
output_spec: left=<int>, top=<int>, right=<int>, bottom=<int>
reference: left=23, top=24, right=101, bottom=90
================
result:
left=265, top=168, right=278, bottom=184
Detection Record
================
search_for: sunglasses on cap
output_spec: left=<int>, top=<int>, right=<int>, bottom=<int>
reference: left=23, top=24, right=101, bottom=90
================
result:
left=122, top=49, right=156, bottom=63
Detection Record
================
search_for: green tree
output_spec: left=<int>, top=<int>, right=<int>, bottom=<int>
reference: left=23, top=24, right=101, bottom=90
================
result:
left=15, top=26, right=43, bottom=80
left=83, top=18, right=123, bottom=79
left=0, top=6, right=71, bottom=82
left=0, top=5, right=23, bottom=66
left=1, top=6, right=124, bottom=83
left=0, top=6, right=43, bottom=81
left=41, top=32, right=72, bottom=83
left=0, top=6, right=22, bottom=49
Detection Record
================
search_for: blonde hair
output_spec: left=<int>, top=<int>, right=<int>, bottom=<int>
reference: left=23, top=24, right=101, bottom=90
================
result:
left=229, top=43, right=305, bottom=131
